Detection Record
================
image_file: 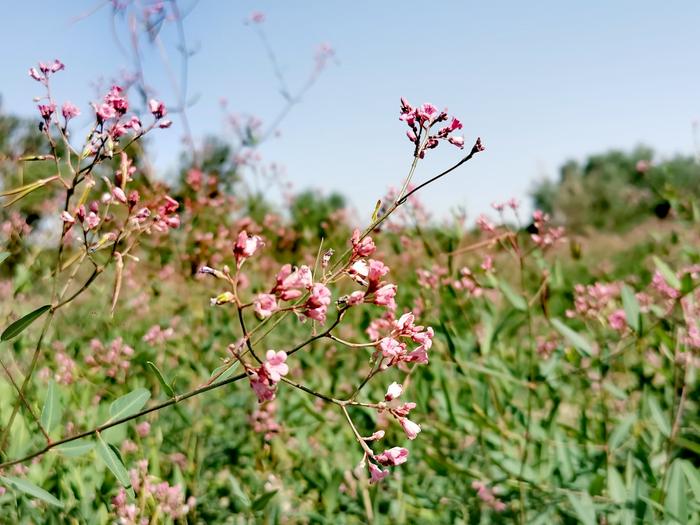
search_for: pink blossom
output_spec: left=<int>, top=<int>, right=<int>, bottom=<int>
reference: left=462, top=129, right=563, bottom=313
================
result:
left=416, top=103, right=439, bottom=126
left=38, top=103, right=56, bottom=120
left=368, top=462, right=390, bottom=484
left=608, top=309, right=627, bottom=333
left=86, top=212, right=100, bottom=230
left=93, top=102, right=116, bottom=122
left=375, top=447, right=409, bottom=466
left=159, top=119, right=173, bottom=129
left=233, top=230, right=264, bottom=266
left=61, top=101, right=80, bottom=120
left=346, top=291, right=365, bottom=306
left=60, top=211, right=75, bottom=224
left=399, top=417, right=421, bottom=440
left=274, top=264, right=313, bottom=300
left=250, top=11, right=265, bottom=23
left=385, top=382, right=403, bottom=401
left=448, top=136, right=465, bottom=148
left=351, top=229, right=375, bottom=258
left=104, top=85, right=128, bottom=115
left=112, top=187, right=128, bottom=204
left=135, top=421, right=151, bottom=438
left=263, top=350, right=289, bottom=383
left=148, top=99, right=167, bottom=119
left=379, top=337, right=404, bottom=358
left=303, top=283, right=331, bottom=323
left=373, top=283, right=397, bottom=309
left=254, top=293, right=278, bottom=318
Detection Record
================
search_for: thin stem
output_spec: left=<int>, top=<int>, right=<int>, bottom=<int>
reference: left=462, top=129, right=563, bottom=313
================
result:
left=0, top=359, right=51, bottom=443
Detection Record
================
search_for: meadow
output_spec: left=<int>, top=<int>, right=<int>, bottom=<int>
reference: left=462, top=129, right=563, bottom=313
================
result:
left=1, top=7, right=700, bottom=525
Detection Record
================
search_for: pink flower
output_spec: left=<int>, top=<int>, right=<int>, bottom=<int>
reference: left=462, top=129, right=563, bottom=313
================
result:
left=250, top=372, right=276, bottom=403
left=250, top=11, right=265, bottom=23
left=379, top=337, right=404, bottom=358
left=367, top=259, right=390, bottom=285
left=263, top=350, right=289, bottom=383
left=60, top=211, right=75, bottom=224
left=398, top=417, right=421, bottom=440
left=28, top=67, right=42, bottom=82
left=416, top=103, right=439, bottom=126
left=112, top=187, right=128, bottom=204
left=608, top=309, right=627, bottom=333
left=375, top=447, right=409, bottom=466
left=135, top=421, right=150, bottom=438
left=158, top=119, right=173, bottom=129
left=148, top=99, right=167, bottom=119
left=385, top=382, right=403, bottom=401
left=346, top=291, right=365, bottom=306
left=94, top=102, right=117, bottom=122
left=38, top=103, right=56, bottom=120
left=373, top=283, right=397, bottom=309
left=274, top=264, right=313, bottom=300
left=368, top=462, right=390, bottom=484
left=303, top=283, right=331, bottom=323
left=86, top=212, right=100, bottom=230
left=351, top=229, right=375, bottom=258
left=104, top=85, right=128, bottom=115
left=61, top=101, right=80, bottom=120
left=254, top=293, right=278, bottom=318
left=233, top=230, right=264, bottom=266
left=448, top=136, right=465, bottom=149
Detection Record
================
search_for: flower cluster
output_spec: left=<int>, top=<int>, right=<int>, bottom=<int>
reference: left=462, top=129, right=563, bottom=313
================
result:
left=530, top=210, right=565, bottom=249
left=112, top=460, right=194, bottom=524
left=247, top=350, right=290, bottom=403
left=85, top=337, right=135, bottom=383
left=374, top=313, right=434, bottom=367
left=399, top=97, right=465, bottom=157
left=472, top=480, right=507, bottom=512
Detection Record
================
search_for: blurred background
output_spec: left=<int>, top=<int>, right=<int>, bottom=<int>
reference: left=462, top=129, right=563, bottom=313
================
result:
left=2, top=0, right=700, bottom=221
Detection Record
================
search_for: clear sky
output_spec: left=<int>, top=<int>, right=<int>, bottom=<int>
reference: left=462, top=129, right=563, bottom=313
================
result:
left=1, top=1, right=699, bottom=221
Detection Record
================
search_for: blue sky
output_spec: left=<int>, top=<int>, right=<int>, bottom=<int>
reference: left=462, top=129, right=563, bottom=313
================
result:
left=2, top=1, right=699, bottom=220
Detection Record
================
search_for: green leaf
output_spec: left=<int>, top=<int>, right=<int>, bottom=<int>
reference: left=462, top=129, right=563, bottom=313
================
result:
left=609, top=414, right=635, bottom=451
left=54, top=439, right=95, bottom=457
left=40, top=380, right=62, bottom=433
left=666, top=460, right=688, bottom=524
left=0, top=475, right=63, bottom=508
left=653, top=256, right=681, bottom=290
left=566, top=491, right=596, bottom=525
left=96, top=433, right=133, bottom=495
left=551, top=318, right=593, bottom=355
left=146, top=361, right=175, bottom=397
left=608, top=466, right=627, bottom=503
left=648, top=396, right=671, bottom=438
left=108, top=388, right=151, bottom=422
left=498, top=280, right=527, bottom=311
left=679, top=460, right=700, bottom=502
left=0, top=252, right=9, bottom=266
left=251, top=490, right=277, bottom=511
left=1, top=304, right=51, bottom=341
left=209, top=361, right=240, bottom=383
left=620, top=284, right=640, bottom=333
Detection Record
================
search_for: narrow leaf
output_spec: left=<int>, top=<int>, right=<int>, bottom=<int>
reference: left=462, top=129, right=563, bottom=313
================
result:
left=648, top=396, right=671, bottom=438
left=620, top=284, right=640, bottom=333
left=0, top=252, right=10, bottom=266
left=653, top=256, right=681, bottom=290
left=146, top=361, right=175, bottom=397
left=251, top=490, right=278, bottom=511
left=108, top=388, right=151, bottom=422
left=1, top=304, right=51, bottom=341
left=54, top=439, right=95, bottom=457
left=679, top=460, right=700, bottom=502
left=566, top=492, right=596, bottom=525
left=665, top=460, right=688, bottom=524
left=551, top=318, right=593, bottom=355
left=40, top=380, right=62, bottom=433
left=0, top=475, right=63, bottom=508
left=499, top=280, right=527, bottom=311
left=96, top=433, right=132, bottom=493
